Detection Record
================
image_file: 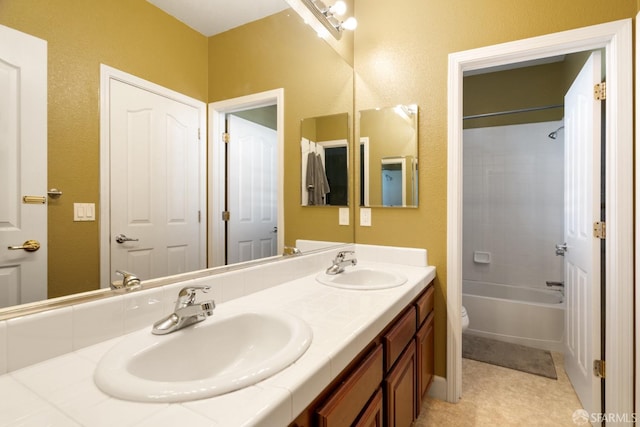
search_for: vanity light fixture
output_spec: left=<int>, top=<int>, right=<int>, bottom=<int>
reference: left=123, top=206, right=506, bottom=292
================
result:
left=300, top=0, right=357, bottom=39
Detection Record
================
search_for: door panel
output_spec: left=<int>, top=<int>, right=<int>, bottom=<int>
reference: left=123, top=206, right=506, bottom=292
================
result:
left=564, top=51, right=602, bottom=418
left=110, top=79, right=202, bottom=281
left=0, top=25, right=47, bottom=307
left=227, top=115, right=277, bottom=264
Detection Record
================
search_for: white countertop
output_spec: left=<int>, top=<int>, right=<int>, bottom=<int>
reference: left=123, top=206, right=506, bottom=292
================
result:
left=0, top=262, right=435, bottom=427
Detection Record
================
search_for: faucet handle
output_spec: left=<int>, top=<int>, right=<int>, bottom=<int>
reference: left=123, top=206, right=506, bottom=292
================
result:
left=336, top=250, right=355, bottom=260
left=111, top=270, right=141, bottom=291
left=176, top=286, right=211, bottom=307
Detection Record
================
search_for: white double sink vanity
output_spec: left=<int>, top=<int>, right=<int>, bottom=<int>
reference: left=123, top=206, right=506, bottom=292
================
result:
left=0, top=243, right=435, bottom=426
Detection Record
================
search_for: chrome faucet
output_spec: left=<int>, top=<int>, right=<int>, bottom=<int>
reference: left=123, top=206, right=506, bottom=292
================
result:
left=326, top=250, right=357, bottom=275
left=283, top=246, right=302, bottom=256
left=152, top=286, right=215, bottom=335
left=111, top=270, right=141, bottom=292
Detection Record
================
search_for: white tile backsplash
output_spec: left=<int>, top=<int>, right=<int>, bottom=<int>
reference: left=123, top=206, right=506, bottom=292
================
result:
left=7, top=307, right=73, bottom=371
left=355, top=243, right=428, bottom=266
left=220, top=270, right=246, bottom=302
left=0, top=321, right=6, bottom=375
left=72, top=295, right=125, bottom=350
left=123, top=288, right=165, bottom=333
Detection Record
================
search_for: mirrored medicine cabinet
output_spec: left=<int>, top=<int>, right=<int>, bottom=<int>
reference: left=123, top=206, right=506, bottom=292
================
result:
left=359, top=104, right=419, bottom=208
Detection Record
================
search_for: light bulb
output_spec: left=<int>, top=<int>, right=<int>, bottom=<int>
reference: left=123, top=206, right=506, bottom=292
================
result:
left=341, top=16, right=358, bottom=31
left=330, top=1, right=347, bottom=16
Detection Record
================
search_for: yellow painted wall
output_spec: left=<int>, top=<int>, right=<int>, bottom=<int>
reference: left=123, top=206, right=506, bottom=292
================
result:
left=353, top=0, right=636, bottom=378
left=0, top=0, right=208, bottom=297
left=463, top=62, right=566, bottom=128
left=208, top=10, right=355, bottom=246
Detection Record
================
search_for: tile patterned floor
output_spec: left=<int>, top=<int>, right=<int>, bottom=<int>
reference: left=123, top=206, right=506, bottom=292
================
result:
left=414, top=352, right=584, bottom=426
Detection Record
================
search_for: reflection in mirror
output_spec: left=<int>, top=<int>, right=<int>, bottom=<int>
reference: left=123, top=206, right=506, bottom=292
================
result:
left=300, top=113, right=349, bottom=206
left=0, top=0, right=354, bottom=318
left=359, top=105, right=418, bottom=207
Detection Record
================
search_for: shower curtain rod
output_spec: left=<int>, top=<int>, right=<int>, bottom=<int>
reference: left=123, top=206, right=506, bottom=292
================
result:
left=463, top=104, right=563, bottom=120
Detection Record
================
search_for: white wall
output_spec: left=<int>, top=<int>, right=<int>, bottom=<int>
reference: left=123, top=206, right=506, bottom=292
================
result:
left=463, top=121, right=564, bottom=288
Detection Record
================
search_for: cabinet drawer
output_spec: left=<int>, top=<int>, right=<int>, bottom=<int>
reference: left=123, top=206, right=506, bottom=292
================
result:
left=383, top=306, right=416, bottom=372
left=415, top=285, right=434, bottom=327
left=316, top=345, right=384, bottom=427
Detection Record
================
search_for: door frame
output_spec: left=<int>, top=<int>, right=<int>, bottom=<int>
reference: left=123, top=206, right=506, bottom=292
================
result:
left=381, top=157, right=407, bottom=207
left=208, top=89, right=285, bottom=267
left=446, top=18, right=633, bottom=419
left=99, top=64, right=207, bottom=288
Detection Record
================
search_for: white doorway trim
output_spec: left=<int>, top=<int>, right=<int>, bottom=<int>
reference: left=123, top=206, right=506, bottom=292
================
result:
left=446, top=18, right=633, bottom=419
left=635, top=11, right=640, bottom=419
left=99, top=64, right=207, bottom=288
left=208, top=89, right=285, bottom=267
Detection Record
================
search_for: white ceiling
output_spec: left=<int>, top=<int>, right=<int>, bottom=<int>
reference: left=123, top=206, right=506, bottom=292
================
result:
left=147, top=0, right=290, bottom=37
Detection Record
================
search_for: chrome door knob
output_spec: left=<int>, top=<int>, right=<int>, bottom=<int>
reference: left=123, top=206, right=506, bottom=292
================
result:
left=115, top=234, right=139, bottom=244
left=555, top=243, right=568, bottom=256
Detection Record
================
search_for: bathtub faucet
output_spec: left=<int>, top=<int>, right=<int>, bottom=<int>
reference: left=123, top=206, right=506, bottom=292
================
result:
left=546, top=281, right=564, bottom=288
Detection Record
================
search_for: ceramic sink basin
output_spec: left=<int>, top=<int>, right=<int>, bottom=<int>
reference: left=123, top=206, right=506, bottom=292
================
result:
left=316, top=265, right=407, bottom=290
left=94, top=310, right=312, bottom=403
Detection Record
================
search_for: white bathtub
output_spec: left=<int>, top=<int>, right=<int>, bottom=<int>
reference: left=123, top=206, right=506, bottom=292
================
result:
left=462, top=280, right=564, bottom=352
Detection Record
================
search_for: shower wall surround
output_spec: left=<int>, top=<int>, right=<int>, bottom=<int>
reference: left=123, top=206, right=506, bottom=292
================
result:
left=463, top=121, right=565, bottom=288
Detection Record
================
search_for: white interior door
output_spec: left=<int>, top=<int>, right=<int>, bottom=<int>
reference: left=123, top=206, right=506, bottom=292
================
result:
left=564, top=51, right=602, bottom=418
left=109, top=79, right=202, bottom=281
left=0, top=25, right=47, bottom=308
left=227, top=115, right=277, bottom=264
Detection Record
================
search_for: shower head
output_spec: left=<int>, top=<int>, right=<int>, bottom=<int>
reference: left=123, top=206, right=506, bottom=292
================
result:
left=548, top=126, right=564, bottom=140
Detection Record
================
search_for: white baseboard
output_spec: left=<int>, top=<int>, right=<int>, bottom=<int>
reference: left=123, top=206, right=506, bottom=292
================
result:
left=428, top=375, right=448, bottom=401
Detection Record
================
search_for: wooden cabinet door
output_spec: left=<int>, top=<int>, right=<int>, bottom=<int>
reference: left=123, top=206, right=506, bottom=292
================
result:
left=416, top=312, right=434, bottom=415
left=354, top=388, right=383, bottom=427
left=317, top=345, right=383, bottom=427
left=384, top=341, right=417, bottom=427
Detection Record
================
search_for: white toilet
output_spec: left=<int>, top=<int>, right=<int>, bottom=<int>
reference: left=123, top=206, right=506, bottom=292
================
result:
left=461, top=306, right=469, bottom=331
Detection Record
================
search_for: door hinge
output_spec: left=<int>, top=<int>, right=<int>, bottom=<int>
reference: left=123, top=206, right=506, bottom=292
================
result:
left=594, top=82, right=606, bottom=100
left=593, top=359, right=606, bottom=378
left=222, top=132, right=230, bottom=143
left=198, top=210, right=201, bottom=223
left=198, top=128, right=201, bottom=140
left=593, top=221, right=606, bottom=239
left=222, top=211, right=230, bottom=221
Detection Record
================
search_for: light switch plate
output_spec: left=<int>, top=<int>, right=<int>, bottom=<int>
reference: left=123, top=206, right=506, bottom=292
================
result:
left=360, top=208, right=372, bottom=227
left=74, top=203, right=96, bottom=221
left=339, top=208, right=349, bottom=226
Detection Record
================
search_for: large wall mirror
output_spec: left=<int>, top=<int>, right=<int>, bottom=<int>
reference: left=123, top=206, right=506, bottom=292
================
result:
left=359, top=105, right=419, bottom=207
left=0, top=0, right=355, bottom=317
left=300, top=113, right=349, bottom=206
